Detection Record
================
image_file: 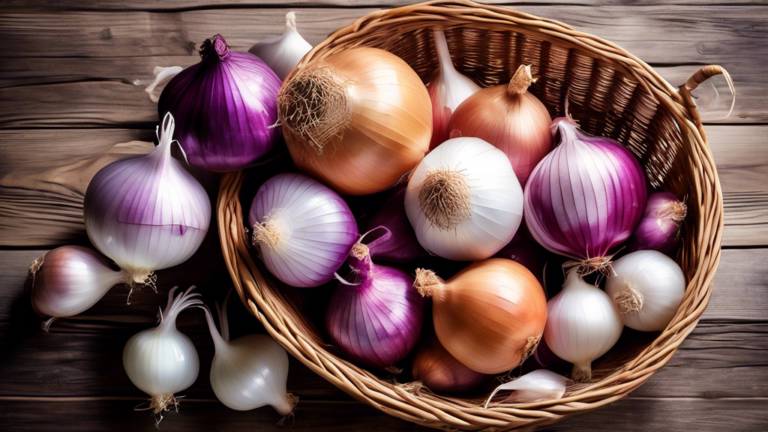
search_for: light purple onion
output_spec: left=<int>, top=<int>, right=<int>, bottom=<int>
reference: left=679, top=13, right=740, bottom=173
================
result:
left=524, top=117, right=647, bottom=262
left=325, top=244, right=423, bottom=368
left=364, top=186, right=425, bottom=263
left=159, top=35, right=282, bottom=172
left=84, top=113, right=211, bottom=286
left=627, top=191, right=686, bottom=255
left=248, top=173, right=359, bottom=288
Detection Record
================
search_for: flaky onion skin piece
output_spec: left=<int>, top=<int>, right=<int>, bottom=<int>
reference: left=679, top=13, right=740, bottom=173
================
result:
left=279, top=47, right=432, bottom=196
left=415, top=258, right=547, bottom=374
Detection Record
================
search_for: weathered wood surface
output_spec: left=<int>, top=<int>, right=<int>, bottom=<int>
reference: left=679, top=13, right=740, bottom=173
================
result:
left=1, top=1, right=766, bottom=431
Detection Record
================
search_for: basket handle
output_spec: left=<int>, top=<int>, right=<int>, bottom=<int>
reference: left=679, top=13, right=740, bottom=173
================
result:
left=678, top=65, right=735, bottom=133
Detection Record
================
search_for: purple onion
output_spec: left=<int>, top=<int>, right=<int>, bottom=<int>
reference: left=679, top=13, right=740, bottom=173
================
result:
left=159, top=35, right=282, bottom=172
left=524, top=117, right=647, bottom=266
left=494, top=234, right=548, bottom=286
left=325, top=244, right=423, bottom=368
left=627, top=191, right=687, bottom=255
left=364, top=186, right=425, bottom=263
left=248, top=173, right=359, bottom=288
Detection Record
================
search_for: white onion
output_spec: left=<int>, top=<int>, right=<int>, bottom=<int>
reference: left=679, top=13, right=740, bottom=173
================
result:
left=404, top=137, right=523, bottom=261
left=145, top=66, right=183, bottom=103
left=544, top=269, right=624, bottom=382
left=249, top=12, right=313, bottom=81
left=605, top=250, right=686, bottom=332
left=123, top=286, right=202, bottom=424
left=84, top=113, right=211, bottom=290
left=203, top=292, right=296, bottom=414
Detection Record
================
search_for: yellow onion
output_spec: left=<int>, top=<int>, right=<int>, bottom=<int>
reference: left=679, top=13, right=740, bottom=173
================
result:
left=448, top=65, right=552, bottom=186
left=414, top=258, right=547, bottom=374
left=412, top=337, right=484, bottom=393
left=278, top=47, right=432, bottom=195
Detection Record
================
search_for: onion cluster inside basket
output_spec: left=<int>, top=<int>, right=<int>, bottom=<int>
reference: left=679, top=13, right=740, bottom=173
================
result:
left=217, top=1, right=727, bottom=429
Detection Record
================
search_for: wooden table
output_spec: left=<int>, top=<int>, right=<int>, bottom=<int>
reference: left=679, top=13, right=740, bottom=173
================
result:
left=1, top=1, right=766, bottom=431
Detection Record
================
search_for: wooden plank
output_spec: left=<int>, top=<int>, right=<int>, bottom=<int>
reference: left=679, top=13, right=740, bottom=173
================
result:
left=1, top=248, right=766, bottom=400
left=2, top=125, right=765, bottom=247
left=0, top=396, right=765, bottom=432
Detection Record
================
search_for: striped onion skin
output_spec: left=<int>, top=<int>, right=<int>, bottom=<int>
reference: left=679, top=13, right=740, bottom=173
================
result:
left=84, top=113, right=211, bottom=285
left=325, top=249, right=423, bottom=368
left=404, top=137, right=524, bottom=261
left=159, top=35, right=282, bottom=172
left=249, top=173, right=359, bottom=288
left=524, top=117, right=647, bottom=261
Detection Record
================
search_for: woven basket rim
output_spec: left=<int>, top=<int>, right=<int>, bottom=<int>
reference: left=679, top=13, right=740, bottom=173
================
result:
left=218, top=1, right=726, bottom=430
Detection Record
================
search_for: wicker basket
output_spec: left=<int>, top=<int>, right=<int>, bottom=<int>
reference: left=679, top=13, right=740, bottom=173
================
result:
left=217, top=1, right=729, bottom=429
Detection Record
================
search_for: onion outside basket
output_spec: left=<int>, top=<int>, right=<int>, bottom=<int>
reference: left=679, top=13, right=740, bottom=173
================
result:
left=217, top=1, right=730, bottom=429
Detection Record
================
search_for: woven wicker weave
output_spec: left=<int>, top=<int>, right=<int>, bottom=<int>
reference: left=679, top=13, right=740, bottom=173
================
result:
left=217, top=1, right=729, bottom=429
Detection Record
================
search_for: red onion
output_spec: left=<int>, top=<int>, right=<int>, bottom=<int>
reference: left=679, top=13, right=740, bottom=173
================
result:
left=494, top=234, right=548, bottom=286
left=627, top=191, right=687, bottom=255
left=364, top=186, right=424, bottom=263
left=325, top=243, right=423, bottom=368
left=524, top=116, right=647, bottom=271
left=248, top=173, right=359, bottom=288
left=84, top=113, right=211, bottom=290
left=159, top=35, right=282, bottom=172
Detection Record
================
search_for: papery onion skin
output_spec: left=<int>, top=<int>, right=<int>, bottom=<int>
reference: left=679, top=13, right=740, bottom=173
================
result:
left=249, top=173, right=359, bottom=288
left=84, top=113, right=211, bottom=286
left=627, top=191, right=687, bottom=255
left=159, top=35, right=282, bottom=172
left=405, top=137, right=523, bottom=261
left=605, top=250, right=686, bottom=332
left=544, top=270, right=623, bottom=382
left=484, top=369, right=571, bottom=407
left=448, top=65, right=552, bottom=186
left=426, top=30, right=480, bottom=150
left=30, top=246, right=129, bottom=330
left=524, top=117, right=647, bottom=262
left=364, top=185, right=425, bottom=263
left=325, top=245, right=423, bottom=368
left=412, top=337, right=483, bottom=393
left=249, top=12, right=313, bottom=81
left=280, top=47, right=432, bottom=196
left=415, top=258, right=547, bottom=374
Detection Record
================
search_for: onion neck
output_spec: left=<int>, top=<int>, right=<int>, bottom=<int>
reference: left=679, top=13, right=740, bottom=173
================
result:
left=285, top=12, right=297, bottom=32
left=123, top=269, right=157, bottom=305
left=418, top=167, right=473, bottom=230
left=199, top=34, right=230, bottom=61
left=348, top=243, right=374, bottom=275
left=507, top=64, right=536, bottom=96
left=433, top=30, right=458, bottom=77
left=273, top=393, right=298, bottom=417
left=572, top=363, right=592, bottom=383
left=414, top=269, right=443, bottom=297
left=202, top=305, right=230, bottom=354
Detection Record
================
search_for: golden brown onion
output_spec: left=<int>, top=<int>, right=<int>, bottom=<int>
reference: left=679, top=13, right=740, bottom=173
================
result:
left=414, top=258, right=547, bottom=374
left=412, top=337, right=484, bottom=393
left=448, top=65, right=552, bottom=186
left=279, top=48, right=432, bottom=195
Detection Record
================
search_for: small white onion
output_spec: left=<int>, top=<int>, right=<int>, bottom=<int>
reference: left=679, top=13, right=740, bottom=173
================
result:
left=404, top=137, right=523, bottom=261
left=249, top=12, right=313, bottom=81
left=123, top=286, right=202, bottom=424
left=544, top=269, right=624, bottom=382
left=203, top=292, right=296, bottom=414
left=605, top=250, right=686, bottom=332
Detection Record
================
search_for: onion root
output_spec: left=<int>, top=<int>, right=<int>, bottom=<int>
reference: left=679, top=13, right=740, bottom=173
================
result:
left=418, top=167, right=474, bottom=230
left=614, top=283, right=645, bottom=315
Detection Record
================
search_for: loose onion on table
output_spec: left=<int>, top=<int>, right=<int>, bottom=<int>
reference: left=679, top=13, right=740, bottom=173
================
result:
left=605, top=250, right=686, bottom=332
left=426, top=30, right=480, bottom=150
left=123, top=286, right=202, bottom=425
left=414, top=258, right=547, bottom=374
left=30, top=246, right=132, bottom=331
left=525, top=114, right=647, bottom=273
left=405, top=137, right=524, bottom=261
left=248, top=172, right=359, bottom=288
left=145, top=66, right=183, bottom=103
left=203, top=290, right=297, bottom=414
left=412, top=337, right=484, bottom=393
left=627, top=191, right=687, bottom=255
left=544, top=269, right=623, bottom=382
left=449, top=65, right=553, bottom=186
left=325, top=242, right=423, bottom=368
left=159, top=35, right=282, bottom=172
left=249, top=12, right=313, bottom=81
left=364, top=185, right=425, bottom=264
left=279, top=47, right=432, bottom=195
left=84, top=113, right=211, bottom=297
